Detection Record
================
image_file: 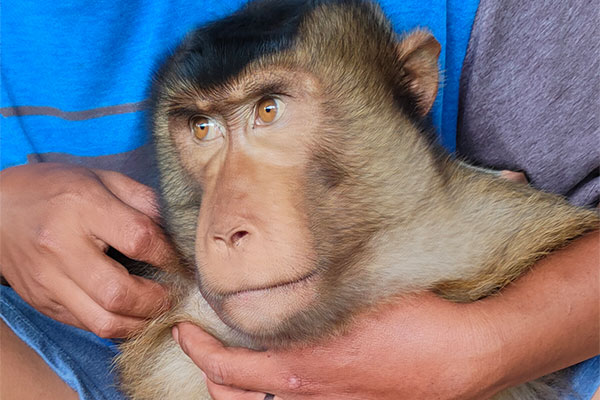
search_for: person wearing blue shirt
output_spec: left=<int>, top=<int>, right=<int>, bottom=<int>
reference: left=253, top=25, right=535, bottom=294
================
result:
left=1, top=1, right=598, bottom=399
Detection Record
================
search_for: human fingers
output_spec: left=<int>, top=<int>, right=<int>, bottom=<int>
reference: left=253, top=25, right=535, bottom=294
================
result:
left=172, top=323, right=314, bottom=395
left=0, top=164, right=169, bottom=330
left=93, top=170, right=162, bottom=223
left=499, top=170, right=528, bottom=184
left=53, top=272, right=147, bottom=338
left=29, top=297, right=88, bottom=332
left=206, top=380, right=282, bottom=400
left=79, top=181, right=177, bottom=271
left=3, top=198, right=169, bottom=322
left=64, top=242, right=170, bottom=319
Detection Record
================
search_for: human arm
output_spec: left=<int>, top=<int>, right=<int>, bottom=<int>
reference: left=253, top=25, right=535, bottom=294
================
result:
left=0, top=162, right=175, bottom=338
left=172, top=231, right=599, bottom=399
left=472, top=230, right=599, bottom=395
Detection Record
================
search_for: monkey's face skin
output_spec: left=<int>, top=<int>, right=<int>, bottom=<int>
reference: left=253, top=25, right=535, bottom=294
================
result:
left=166, top=70, right=324, bottom=336
left=152, top=0, right=441, bottom=344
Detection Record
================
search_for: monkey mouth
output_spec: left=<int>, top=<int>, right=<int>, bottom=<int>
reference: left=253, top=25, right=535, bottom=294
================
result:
left=219, top=269, right=318, bottom=298
left=203, top=270, right=319, bottom=335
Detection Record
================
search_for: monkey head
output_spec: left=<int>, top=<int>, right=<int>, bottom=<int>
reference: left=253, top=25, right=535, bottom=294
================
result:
left=152, top=0, right=441, bottom=345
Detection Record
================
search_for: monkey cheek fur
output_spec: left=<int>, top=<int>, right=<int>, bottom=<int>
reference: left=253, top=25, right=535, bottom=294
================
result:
left=203, top=272, right=319, bottom=337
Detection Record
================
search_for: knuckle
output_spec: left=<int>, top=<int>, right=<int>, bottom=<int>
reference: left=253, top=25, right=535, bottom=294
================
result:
left=203, top=355, right=230, bottom=386
left=282, top=373, right=316, bottom=395
left=92, top=314, right=120, bottom=338
left=123, top=217, right=156, bottom=259
left=99, top=278, right=130, bottom=312
left=34, top=227, right=61, bottom=254
left=29, top=267, right=49, bottom=287
left=40, top=302, right=74, bottom=326
left=43, top=301, right=65, bottom=317
left=48, top=173, right=106, bottom=208
left=51, top=186, right=87, bottom=206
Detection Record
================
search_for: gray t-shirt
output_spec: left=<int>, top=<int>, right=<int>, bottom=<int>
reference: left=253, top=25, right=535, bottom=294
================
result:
left=457, top=0, right=599, bottom=207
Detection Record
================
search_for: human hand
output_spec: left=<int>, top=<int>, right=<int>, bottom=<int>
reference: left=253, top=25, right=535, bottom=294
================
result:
left=172, top=292, right=497, bottom=400
left=0, top=163, right=175, bottom=338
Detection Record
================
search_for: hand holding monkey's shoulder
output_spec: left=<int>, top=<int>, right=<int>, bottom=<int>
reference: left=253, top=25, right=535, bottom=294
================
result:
left=117, top=1, right=599, bottom=399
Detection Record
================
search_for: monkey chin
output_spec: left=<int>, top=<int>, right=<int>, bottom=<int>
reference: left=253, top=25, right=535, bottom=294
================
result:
left=205, top=272, right=319, bottom=340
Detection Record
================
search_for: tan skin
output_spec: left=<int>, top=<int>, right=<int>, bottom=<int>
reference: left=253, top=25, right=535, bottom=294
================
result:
left=0, top=163, right=174, bottom=337
left=1, top=320, right=78, bottom=400
left=170, top=77, right=327, bottom=335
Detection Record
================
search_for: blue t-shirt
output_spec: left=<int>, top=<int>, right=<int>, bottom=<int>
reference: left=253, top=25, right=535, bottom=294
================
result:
left=1, top=0, right=477, bottom=173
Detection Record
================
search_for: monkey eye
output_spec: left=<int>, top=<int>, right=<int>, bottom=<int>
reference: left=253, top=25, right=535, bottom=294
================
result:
left=189, top=116, right=221, bottom=142
left=255, top=97, right=284, bottom=125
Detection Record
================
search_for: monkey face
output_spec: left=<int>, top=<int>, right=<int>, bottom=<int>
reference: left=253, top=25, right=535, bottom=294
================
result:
left=159, top=65, right=419, bottom=343
left=152, top=0, right=442, bottom=345
left=163, top=69, right=334, bottom=339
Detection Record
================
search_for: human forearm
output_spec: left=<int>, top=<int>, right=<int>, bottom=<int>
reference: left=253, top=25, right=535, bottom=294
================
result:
left=469, top=231, right=599, bottom=398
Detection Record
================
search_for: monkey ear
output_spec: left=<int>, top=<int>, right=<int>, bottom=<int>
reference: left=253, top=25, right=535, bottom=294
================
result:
left=396, top=31, right=441, bottom=116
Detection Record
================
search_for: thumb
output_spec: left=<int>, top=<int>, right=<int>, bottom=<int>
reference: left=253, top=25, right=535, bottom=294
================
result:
left=173, top=323, right=285, bottom=393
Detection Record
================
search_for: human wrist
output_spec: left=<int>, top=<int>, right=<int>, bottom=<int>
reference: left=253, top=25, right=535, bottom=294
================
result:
left=455, top=291, right=572, bottom=400
left=451, top=232, right=600, bottom=399
left=441, top=301, right=509, bottom=400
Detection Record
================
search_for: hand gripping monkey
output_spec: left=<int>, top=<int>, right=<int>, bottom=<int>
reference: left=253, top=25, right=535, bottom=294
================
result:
left=117, top=1, right=599, bottom=399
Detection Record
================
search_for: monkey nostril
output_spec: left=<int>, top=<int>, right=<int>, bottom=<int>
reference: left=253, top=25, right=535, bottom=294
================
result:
left=230, top=230, right=249, bottom=247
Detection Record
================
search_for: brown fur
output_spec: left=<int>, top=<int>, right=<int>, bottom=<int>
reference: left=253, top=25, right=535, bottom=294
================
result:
left=117, top=1, right=599, bottom=399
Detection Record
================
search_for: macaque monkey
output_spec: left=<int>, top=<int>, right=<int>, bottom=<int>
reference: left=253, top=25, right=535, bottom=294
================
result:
left=117, top=0, right=599, bottom=399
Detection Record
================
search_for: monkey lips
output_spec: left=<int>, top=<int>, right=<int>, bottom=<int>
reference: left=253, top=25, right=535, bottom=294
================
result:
left=200, top=269, right=319, bottom=337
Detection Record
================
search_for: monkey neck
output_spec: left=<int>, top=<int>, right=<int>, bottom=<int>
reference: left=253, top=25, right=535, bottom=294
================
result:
left=369, top=155, right=597, bottom=302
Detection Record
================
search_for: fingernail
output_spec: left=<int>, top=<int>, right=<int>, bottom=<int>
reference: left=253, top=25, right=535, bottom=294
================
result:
left=172, top=325, right=180, bottom=344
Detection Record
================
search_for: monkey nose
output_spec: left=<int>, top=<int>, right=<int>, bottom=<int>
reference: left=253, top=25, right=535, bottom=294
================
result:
left=213, top=227, right=251, bottom=248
